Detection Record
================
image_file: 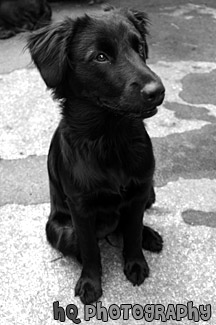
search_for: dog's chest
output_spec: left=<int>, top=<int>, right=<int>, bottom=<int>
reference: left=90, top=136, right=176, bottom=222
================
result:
left=106, top=138, right=155, bottom=188
left=106, top=168, right=131, bottom=192
left=72, top=133, right=155, bottom=193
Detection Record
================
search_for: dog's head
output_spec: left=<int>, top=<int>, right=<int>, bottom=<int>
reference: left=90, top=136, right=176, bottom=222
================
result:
left=28, top=7, right=165, bottom=119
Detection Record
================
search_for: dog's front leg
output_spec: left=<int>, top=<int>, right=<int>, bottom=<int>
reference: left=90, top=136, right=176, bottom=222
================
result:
left=121, top=200, right=149, bottom=286
left=66, top=199, right=102, bottom=304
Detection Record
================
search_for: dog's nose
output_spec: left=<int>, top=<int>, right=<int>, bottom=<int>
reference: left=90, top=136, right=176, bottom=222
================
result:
left=141, top=81, right=165, bottom=105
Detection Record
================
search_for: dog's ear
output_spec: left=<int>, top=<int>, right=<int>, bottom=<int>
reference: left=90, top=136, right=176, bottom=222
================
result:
left=127, top=9, right=149, bottom=58
left=27, top=18, right=74, bottom=88
left=127, top=9, right=149, bottom=38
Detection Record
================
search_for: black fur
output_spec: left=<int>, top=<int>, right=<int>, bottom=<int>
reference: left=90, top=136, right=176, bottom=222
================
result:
left=0, top=0, right=51, bottom=39
left=28, top=7, right=165, bottom=304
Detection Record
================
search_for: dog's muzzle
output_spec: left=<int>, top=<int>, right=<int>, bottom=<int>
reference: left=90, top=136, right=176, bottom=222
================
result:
left=140, top=80, right=165, bottom=118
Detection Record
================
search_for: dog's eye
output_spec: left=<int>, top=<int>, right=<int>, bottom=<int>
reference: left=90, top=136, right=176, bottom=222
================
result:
left=96, top=53, right=109, bottom=62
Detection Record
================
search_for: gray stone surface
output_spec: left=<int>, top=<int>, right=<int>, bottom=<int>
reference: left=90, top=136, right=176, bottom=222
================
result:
left=0, top=1, right=216, bottom=324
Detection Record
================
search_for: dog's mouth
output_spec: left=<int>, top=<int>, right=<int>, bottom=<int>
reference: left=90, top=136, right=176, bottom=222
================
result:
left=122, top=106, right=158, bottom=119
left=98, top=98, right=158, bottom=119
left=141, top=107, right=158, bottom=119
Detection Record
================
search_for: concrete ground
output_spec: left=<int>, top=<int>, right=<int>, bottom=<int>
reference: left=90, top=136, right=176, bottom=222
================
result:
left=0, top=0, right=216, bottom=324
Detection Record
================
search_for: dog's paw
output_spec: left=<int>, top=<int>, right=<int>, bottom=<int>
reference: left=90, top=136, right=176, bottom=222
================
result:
left=75, top=276, right=102, bottom=304
left=142, top=225, right=163, bottom=252
left=124, top=258, right=149, bottom=286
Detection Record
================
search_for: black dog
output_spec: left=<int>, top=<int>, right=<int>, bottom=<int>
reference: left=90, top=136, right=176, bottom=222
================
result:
left=0, top=0, right=51, bottom=39
left=28, top=7, right=165, bottom=304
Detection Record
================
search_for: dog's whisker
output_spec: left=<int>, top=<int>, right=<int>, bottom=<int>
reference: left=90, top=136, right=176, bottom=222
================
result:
left=50, top=256, right=64, bottom=263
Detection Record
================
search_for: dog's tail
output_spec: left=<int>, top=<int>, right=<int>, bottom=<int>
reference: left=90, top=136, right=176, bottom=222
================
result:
left=46, top=214, right=81, bottom=261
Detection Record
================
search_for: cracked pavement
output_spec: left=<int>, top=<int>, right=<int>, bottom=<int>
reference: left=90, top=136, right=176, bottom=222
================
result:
left=0, top=0, right=216, bottom=324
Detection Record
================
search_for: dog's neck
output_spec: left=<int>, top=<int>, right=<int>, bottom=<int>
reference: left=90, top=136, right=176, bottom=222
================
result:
left=59, top=98, right=153, bottom=176
left=61, top=98, right=144, bottom=142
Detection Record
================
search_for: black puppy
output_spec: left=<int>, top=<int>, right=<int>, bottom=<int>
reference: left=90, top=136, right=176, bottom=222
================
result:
left=28, top=7, right=165, bottom=304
